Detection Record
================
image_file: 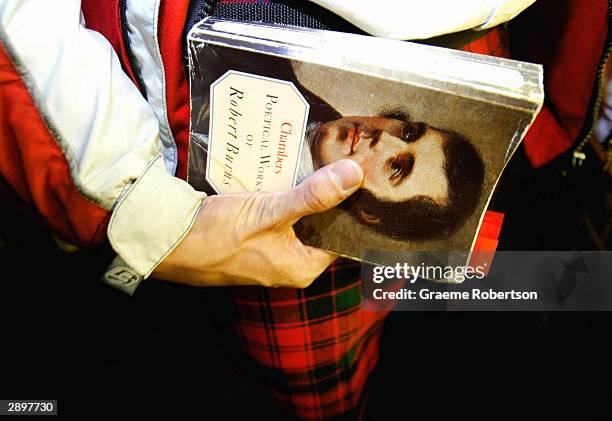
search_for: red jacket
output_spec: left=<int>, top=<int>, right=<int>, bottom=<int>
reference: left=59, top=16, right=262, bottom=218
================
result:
left=0, top=0, right=608, bottom=289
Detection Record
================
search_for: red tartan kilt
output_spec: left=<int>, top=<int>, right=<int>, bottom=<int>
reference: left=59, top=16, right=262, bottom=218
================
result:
left=229, top=27, right=510, bottom=420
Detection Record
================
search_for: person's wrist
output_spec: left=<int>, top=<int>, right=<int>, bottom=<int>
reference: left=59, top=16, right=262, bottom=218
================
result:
left=103, top=157, right=205, bottom=293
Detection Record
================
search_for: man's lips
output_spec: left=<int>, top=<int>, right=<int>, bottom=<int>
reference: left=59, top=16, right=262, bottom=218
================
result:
left=334, top=126, right=361, bottom=154
left=348, top=128, right=361, bottom=154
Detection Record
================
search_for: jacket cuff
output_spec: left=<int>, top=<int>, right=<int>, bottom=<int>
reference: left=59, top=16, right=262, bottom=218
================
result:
left=105, top=156, right=205, bottom=291
left=478, top=0, right=536, bottom=29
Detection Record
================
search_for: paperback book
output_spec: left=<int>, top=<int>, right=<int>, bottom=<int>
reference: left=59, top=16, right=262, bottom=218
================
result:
left=186, top=18, right=544, bottom=280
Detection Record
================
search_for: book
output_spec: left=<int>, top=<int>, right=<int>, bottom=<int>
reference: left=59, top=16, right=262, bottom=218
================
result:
left=186, top=18, right=544, bottom=281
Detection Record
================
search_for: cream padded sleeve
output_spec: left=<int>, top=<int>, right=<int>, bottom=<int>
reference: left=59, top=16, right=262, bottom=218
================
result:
left=308, top=0, right=536, bottom=40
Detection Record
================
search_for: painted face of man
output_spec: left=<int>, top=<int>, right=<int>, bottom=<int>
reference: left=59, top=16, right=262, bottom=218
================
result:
left=312, top=116, right=449, bottom=205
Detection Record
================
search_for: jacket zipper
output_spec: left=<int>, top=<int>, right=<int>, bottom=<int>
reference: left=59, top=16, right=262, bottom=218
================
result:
left=572, top=0, right=612, bottom=167
left=119, top=0, right=148, bottom=99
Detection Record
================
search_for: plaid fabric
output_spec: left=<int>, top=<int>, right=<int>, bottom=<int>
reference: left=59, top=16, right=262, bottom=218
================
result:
left=196, top=1, right=512, bottom=418
left=230, top=259, right=390, bottom=419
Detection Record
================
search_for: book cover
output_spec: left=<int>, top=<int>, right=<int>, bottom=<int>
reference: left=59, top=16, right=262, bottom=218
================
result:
left=186, top=18, right=544, bottom=280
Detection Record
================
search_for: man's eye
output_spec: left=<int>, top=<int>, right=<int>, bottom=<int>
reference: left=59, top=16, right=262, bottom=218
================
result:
left=389, top=154, right=415, bottom=183
left=401, top=122, right=424, bottom=143
left=390, top=159, right=403, bottom=179
left=401, top=125, right=413, bottom=142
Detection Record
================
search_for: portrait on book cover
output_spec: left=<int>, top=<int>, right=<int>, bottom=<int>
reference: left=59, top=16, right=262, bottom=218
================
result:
left=188, top=43, right=535, bottom=264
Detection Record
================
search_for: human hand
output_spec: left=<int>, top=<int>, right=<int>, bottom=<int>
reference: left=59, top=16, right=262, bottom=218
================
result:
left=152, top=159, right=364, bottom=288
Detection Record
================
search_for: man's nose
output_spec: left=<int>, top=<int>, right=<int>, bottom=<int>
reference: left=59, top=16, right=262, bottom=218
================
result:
left=348, top=149, right=380, bottom=177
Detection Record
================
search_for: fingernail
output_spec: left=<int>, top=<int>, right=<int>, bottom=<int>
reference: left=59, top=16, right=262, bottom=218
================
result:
left=329, top=159, right=364, bottom=191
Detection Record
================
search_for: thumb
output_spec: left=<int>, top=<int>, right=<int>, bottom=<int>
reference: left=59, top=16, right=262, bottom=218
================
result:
left=282, top=159, right=363, bottom=222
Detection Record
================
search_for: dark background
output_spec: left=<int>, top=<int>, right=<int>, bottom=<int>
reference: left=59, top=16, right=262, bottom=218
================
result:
left=1, top=0, right=610, bottom=418
left=1, top=146, right=611, bottom=420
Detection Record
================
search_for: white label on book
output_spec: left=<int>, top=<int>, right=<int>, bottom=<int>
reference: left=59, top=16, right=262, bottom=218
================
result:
left=207, top=70, right=309, bottom=194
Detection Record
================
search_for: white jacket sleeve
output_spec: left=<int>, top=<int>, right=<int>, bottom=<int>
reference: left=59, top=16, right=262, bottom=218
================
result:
left=0, top=1, right=205, bottom=287
left=308, top=0, right=537, bottom=40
